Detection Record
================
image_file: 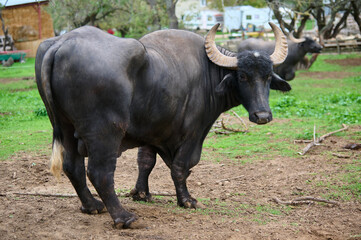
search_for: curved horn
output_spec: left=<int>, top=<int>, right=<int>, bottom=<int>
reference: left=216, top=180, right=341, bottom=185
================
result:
left=289, top=31, right=306, bottom=43
left=269, top=22, right=288, bottom=66
left=205, top=24, right=238, bottom=69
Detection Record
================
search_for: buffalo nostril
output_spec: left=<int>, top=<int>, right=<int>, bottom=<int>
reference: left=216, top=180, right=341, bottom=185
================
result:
left=257, top=118, right=269, bottom=124
left=254, top=112, right=271, bottom=124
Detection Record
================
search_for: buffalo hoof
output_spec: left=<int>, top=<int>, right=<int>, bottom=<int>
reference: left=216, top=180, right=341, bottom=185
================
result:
left=179, top=197, right=198, bottom=209
left=129, top=188, right=152, bottom=202
left=114, top=215, right=145, bottom=229
left=80, top=199, right=106, bottom=214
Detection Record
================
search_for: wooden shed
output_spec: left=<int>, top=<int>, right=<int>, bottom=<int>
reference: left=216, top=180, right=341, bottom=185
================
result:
left=0, top=0, right=54, bottom=57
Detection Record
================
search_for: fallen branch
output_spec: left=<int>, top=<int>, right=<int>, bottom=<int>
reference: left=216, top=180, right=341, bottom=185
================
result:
left=294, top=140, right=312, bottom=144
left=220, top=119, right=247, bottom=133
left=272, top=196, right=340, bottom=206
left=12, top=192, right=78, bottom=198
left=211, top=118, right=248, bottom=135
left=332, top=153, right=351, bottom=158
left=231, top=110, right=248, bottom=130
left=0, top=191, right=176, bottom=198
left=211, top=111, right=248, bottom=135
left=298, top=124, right=348, bottom=155
left=216, top=175, right=244, bottom=183
left=211, top=130, right=233, bottom=135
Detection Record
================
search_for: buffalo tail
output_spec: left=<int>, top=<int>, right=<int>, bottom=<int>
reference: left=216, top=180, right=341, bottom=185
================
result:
left=36, top=39, right=65, bottom=179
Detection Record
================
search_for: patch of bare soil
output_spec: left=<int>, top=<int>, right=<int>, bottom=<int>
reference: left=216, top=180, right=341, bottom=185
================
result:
left=297, top=57, right=361, bottom=80
left=0, top=77, right=34, bottom=84
left=297, top=71, right=357, bottom=80
left=1, top=125, right=360, bottom=240
left=325, top=58, right=361, bottom=67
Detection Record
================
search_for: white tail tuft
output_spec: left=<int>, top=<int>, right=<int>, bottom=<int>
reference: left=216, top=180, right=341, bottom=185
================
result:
left=50, top=139, right=64, bottom=179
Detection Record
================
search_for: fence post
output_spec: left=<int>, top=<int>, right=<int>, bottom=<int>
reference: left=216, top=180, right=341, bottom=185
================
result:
left=336, top=39, right=341, bottom=54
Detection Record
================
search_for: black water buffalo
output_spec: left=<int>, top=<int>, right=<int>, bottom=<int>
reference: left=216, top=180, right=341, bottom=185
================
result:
left=35, top=23, right=290, bottom=228
left=238, top=32, right=322, bottom=80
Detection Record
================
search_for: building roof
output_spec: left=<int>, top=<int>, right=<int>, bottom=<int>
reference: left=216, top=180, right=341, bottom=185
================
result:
left=0, top=0, right=47, bottom=7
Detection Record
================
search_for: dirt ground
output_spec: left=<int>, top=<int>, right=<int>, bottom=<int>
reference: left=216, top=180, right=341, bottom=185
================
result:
left=1, top=128, right=360, bottom=240
left=1, top=59, right=361, bottom=239
left=297, top=70, right=358, bottom=80
left=297, top=57, right=361, bottom=80
left=324, top=58, right=361, bottom=67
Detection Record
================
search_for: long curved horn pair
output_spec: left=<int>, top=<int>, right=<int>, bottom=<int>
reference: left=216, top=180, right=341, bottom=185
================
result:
left=205, top=22, right=288, bottom=68
left=289, top=31, right=306, bottom=43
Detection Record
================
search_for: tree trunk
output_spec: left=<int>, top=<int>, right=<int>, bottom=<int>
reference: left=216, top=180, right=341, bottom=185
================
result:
left=165, top=0, right=178, bottom=29
left=329, top=9, right=350, bottom=38
left=147, top=0, right=162, bottom=31
left=117, top=27, right=129, bottom=37
left=295, top=15, right=310, bottom=38
left=319, top=10, right=337, bottom=41
left=351, top=0, right=361, bottom=33
left=268, top=1, right=294, bottom=34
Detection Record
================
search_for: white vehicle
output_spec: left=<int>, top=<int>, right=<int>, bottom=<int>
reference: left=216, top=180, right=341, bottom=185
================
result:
left=182, top=10, right=223, bottom=30
left=224, top=5, right=291, bottom=32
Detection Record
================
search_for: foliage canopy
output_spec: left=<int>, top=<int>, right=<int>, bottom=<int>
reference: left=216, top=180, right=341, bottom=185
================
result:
left=47, top=0, right=170, bottom=38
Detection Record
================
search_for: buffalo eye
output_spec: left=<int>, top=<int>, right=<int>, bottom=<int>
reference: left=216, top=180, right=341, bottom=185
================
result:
left=238, top=72, right=247, bottom=81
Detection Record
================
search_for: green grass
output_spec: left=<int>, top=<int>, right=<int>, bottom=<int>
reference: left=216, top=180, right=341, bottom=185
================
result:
left=1, top=54, right=360, bottom=207
left=204, top=53, right=361, bottom=160
left=310, top=159, right=361, bottom=201
left=0, top=66, right=51, bottom=160
left=0, top=58, right=36, bottom=78
left=202, top=53, right=361, bottom=203
left=306, top=53, right=361, bottom=72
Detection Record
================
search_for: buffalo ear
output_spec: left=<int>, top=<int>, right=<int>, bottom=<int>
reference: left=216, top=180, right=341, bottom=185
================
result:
left=271, top=73, right=291, bottom=92
left=215, top=73, right=235, bottom=95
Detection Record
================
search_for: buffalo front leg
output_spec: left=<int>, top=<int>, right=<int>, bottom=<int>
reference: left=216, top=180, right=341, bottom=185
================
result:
left=171, top=144, right=202, bottom=209
left=171, top=164, right=197, bottom=208
left=130, top=146, right=156, bottom=202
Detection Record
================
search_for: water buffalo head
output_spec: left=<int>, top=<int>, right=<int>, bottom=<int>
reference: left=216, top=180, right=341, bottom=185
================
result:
left=204, top=23, right=291, bottom=124
left=289, top=32, right=323, bottom=53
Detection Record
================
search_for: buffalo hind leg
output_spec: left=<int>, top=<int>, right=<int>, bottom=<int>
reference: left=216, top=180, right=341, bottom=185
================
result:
left=86, top=134, right=140, bottom=229
left=130, top=146, right=156, bottom=202
left=61, top=126, right=105, bottom=214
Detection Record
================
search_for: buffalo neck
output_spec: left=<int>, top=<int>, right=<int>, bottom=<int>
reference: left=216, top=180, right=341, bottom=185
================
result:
left=287, top=42, right=307, bottom=64
left=204, top=66, right=240, bottom=123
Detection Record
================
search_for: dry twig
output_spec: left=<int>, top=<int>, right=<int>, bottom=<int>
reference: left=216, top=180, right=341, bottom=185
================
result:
left=293, top=140, right=312, bottom=144
left=272, top=196, right=339, bottom=206
left=211, top=111, right=248, bottom=135
left=220, top=119, right=245, bottom=133
left=298, top=124, right=348, bottom=155
left=332, top=153, right=351, bottom=158
left=231, top=110, right=248, bottom=130
left=216, top=175, right=244, bottom=183
left=211, top=119, right=247, bottom=134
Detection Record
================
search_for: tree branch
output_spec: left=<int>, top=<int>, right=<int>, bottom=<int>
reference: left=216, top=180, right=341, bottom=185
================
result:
left=298, top=124, right=348, bottom=155
left=351, top=0, right=361, bottom=33
left=272, top=196, right=340, bottom=206
left=295, top=14, right=310, bottom=37
left=330, top=9, right=351, bottom=38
